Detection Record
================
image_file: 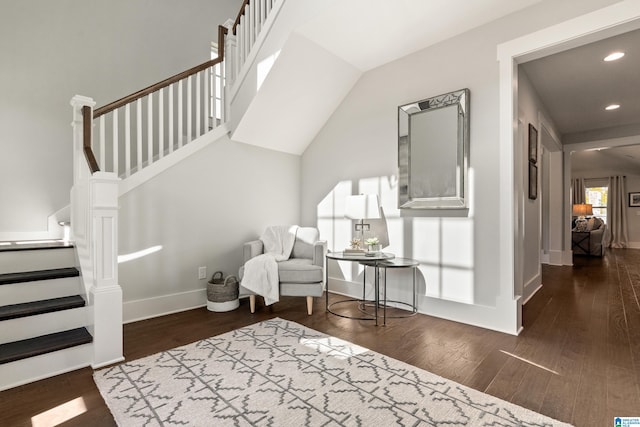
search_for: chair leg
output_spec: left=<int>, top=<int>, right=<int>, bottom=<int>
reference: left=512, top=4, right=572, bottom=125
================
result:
left=250, top=295, right=256, bottom=313
left=306, top=296, right=313, bottom=315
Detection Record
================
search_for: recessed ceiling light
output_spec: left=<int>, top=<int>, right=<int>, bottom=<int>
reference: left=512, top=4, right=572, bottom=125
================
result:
left=605, top=104, right=620, bottom=110
left=604, top=51, right=625, bottom=61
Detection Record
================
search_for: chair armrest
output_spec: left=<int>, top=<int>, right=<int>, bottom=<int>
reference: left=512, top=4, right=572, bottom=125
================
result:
left=243, top=240, right=264, bottom=264
left=312, top=240, right=327, bottom=267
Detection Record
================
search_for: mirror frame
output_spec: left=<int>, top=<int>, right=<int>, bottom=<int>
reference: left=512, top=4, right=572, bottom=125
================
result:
left=398, top=88, right=470, bottom=209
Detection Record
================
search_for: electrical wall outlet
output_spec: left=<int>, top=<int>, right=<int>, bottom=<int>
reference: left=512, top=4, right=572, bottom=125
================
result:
left=198, top=266, right=207, bottom=280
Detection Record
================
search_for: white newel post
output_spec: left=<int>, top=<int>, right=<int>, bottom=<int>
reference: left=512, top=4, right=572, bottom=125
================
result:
left=89, top=172, right=124, bottom=368
left=224, top=22, right=236, bottom=121
left=70, top=95, right=124, bottom=369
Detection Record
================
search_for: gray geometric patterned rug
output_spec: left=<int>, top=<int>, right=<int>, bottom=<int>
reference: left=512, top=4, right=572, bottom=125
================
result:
left=94, top=318, right=572, bottom=426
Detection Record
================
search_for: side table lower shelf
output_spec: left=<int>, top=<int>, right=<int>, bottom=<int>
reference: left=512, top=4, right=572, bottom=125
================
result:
left=325, top=252, right=418, bottom=326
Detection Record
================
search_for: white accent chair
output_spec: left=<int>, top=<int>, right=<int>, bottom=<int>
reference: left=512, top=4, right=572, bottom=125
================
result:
left=238, top=227, right=326, bottom=315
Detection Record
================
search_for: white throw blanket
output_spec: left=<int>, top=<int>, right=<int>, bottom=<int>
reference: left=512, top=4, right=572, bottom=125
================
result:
left=242, top=225, right=298, bottom=305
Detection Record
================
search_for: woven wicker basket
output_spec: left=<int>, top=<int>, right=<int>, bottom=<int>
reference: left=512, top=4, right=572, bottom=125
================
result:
left=207, top=272, right=239, bottom=312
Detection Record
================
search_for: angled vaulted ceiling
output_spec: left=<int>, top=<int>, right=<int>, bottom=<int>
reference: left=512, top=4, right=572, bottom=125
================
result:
left=232, top=0, right=542, bottom=155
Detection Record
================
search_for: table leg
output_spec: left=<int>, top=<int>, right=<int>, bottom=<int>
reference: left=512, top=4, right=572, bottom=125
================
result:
left=325, top=255, right=329, bottom=312
left=374, top=266, right=379, bottom=326
left=383, top=267, right=387, bottom=326
left=362, top=265, right=366, bottom=302
left=413, top=267, right=417, bottom=313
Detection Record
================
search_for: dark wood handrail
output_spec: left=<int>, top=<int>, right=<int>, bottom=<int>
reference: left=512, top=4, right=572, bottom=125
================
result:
left=93, top=25, right=228, bottom=119
left=232, top=0, right=250, bottom=35
left=82, top=105, right=100, bottom=173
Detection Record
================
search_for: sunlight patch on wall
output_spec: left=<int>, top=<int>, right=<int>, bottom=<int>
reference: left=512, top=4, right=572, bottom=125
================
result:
left=31, top=397, right=87, bottom=427
left=118, top=245, right=163, bottom=264
left=257, top=50, right=281, bottom=91
left=318, top=175, right=475, bottom=305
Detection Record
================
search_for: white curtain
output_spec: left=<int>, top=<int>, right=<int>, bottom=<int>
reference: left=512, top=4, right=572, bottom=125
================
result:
left=607, top=175, right=628, bottom=248
left=571, top=178, right=585, bottom=205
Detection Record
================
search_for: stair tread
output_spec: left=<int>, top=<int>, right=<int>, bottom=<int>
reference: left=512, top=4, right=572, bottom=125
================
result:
left=0, top=241, right=74, bottom=253
left=0, top=327, right=92, bottom=365
left=0, top=267, right=79, bottom=286
left=0, top=295, right=86, bottom=321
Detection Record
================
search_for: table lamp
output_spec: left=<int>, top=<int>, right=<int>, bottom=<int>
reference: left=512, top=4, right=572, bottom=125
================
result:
left=572, top=203, right=592, bottom=231
left=345, top=194, right=381, bottom=251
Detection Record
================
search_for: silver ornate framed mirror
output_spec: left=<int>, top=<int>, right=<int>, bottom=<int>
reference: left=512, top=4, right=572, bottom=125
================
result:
left=398, top=88, right=469, bottom=209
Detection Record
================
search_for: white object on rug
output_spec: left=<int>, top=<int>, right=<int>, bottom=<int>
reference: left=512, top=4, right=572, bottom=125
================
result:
left=241, top=225, right=298, bottom=305
left=94, top=318, right=573, bottom=426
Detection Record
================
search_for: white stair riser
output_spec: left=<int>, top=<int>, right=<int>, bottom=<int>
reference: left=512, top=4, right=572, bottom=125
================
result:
left=0, top=343, right=92, bottom=391
left=0, top=248, right=76, bottom=274
left=0, top=276, right=81, bottom=306
left=0, top=306, right=88, bottom=345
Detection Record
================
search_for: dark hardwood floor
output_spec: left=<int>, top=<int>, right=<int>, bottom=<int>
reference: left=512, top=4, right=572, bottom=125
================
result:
left=1, top=249, right=639, bottom=426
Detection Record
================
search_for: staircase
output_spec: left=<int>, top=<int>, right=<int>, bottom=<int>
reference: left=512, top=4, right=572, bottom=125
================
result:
left=0, top=241, right=93, bottom=391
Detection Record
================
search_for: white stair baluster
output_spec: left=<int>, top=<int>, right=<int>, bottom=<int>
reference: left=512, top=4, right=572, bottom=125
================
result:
left=187, top=75, right=192, bottom=143
left=125, top=104, right=131, bottom=177
left=256, top=0, right=262, bottom=34
left=159, top=88, right=164, bottom=159
left=196, top=71, right=201, bottom=137
left=249, top=1, right=255, bottom=47
left=204, top=67, right=209, bottom=131
left=147, top=94, right=153, bottom=167
left=244, top=11, right=250, bottom=62
left=99, top=115, right=106, bottom=171
left=220, top=62, right=225, bottom=122
left=136, top=99, right=142, bottom=172
left=178, top=80, right=183, bottom=148
left=169, top=83, right=174, bottom=153
left=112, top=109, right=119, bottom=177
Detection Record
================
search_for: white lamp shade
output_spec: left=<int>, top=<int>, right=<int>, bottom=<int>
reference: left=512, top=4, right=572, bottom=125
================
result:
left=345, top=194, right=381, bottom=219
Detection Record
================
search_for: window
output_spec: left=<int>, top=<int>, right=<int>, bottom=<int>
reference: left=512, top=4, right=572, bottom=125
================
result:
left=585, top=186, right=608, bottom=223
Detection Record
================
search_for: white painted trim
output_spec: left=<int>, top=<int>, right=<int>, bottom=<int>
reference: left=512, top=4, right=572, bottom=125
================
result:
left=0, top=344, right=92, bottom=392
left=562, top=249, right=573, bottom=266
left=327, top=278, right=520, bottom=335
left=123, top=289, right=207, bottom=324
left=92, top=356, right=125, bottom=369
left=523, top=272, right=541, bottom=302
left=119, top=124, right=229, bottom=196
left=546, top=250, right=564, bottom=266
left=522, top=282, right=543, bottom=305
left=625, top=242, right=640, bottom=249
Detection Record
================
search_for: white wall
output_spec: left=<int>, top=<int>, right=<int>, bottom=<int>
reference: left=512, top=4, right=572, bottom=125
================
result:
left=0, top=0, right=241, bottom=234
left=300, top=0, right=618, bottom=334
left=517, top=70, right=564, bottom=299
left=118, top=135, right=300, bottom=322
left=626, top=175, right=640, bottom=247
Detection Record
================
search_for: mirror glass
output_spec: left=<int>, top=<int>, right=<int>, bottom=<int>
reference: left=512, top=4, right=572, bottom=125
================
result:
left=398, top=89, right=469, bottom=209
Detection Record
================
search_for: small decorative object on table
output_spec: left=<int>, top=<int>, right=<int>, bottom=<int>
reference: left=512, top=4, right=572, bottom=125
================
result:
left=365, top=237, right=381, bottom=256
left=344, top=238, right=366, bottom=256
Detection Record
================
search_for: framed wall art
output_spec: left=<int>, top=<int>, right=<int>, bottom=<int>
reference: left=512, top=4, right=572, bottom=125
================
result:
left=629, top=192, right=640, bottom=207
left=528, top=124, right=538, bottom=164
left=529, top=162, right=537, bottom=200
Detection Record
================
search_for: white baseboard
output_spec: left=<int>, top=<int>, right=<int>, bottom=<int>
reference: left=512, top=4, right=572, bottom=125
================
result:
left=123, top=289, right=207, bottom=324
left=627, top=241, right=640, bottom=249
left=547, top=250, right=564, bottom=266
left=327, top=277, right=522, bottom=335
left=522, top=273, right=542, bottom=305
